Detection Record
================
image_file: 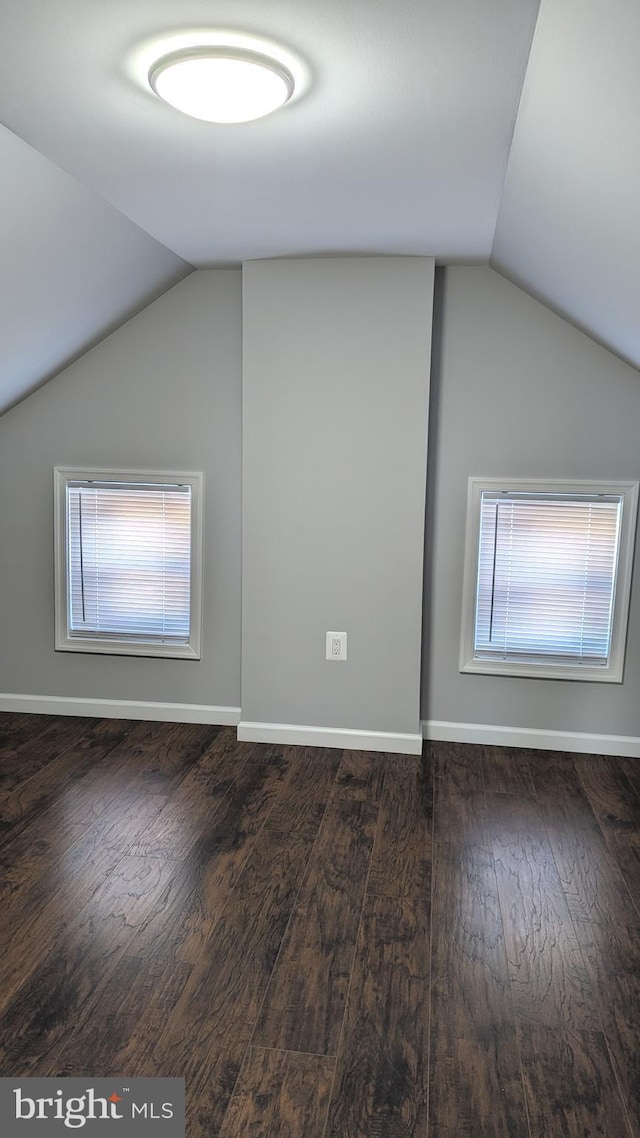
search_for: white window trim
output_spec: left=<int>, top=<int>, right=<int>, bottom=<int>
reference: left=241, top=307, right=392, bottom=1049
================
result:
left=54, top=467, right=204, bottom=660
left=459, top=477, right=639, bottom=683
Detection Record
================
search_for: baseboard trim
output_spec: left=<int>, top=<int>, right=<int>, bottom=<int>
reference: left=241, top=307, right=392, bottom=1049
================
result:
left=422, top=719, right=640, bottom=758
left=3, top=696, right=633, bottom=757
left=237, top=720, right=423, bottom=755
left=0, top=693, right=241, bottom=727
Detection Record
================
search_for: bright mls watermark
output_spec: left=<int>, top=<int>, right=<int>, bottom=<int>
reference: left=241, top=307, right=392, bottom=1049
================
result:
left=0, top=1078, right=185, bottom=1135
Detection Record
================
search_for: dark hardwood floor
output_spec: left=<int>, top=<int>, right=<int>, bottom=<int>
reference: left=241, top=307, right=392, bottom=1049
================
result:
left=0, top=712, right=638, bottom=1136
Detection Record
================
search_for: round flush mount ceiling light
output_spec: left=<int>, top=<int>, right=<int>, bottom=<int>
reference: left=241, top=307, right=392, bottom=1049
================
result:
left=149, top=47, right=295, bottom=123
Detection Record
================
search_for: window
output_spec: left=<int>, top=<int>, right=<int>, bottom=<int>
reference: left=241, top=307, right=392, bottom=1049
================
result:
left=54, top=468, right=203, bottom=658
left=460, top=478, right=638, bottom=682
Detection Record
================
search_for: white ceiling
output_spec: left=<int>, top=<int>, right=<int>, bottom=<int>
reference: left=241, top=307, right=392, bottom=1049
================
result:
left=492, top=0, right=640, bottom=371
left=0, top=0, right=638, bottom=412
left=0, top=0, right=539, bottom=265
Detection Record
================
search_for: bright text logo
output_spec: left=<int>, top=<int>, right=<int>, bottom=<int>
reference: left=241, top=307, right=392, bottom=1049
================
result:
left=1, top=1078, right=184, bottom=1136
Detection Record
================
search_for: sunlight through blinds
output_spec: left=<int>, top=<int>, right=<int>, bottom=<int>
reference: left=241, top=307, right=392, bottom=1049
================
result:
left=67, top=481, right=191, bottom=643
left=474, top=492, right=622, bottom=665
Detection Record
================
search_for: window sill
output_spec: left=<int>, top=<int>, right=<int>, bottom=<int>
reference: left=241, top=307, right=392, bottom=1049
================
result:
left=54, top=636, right=200, bottom=660
left=460, top=656, right=622, bottom=683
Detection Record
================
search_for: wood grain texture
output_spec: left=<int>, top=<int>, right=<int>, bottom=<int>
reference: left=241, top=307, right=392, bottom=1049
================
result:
left=125, top=744, right=339, bottom=964
left=51, top=955, right=193, bottom=1077
left=428, top=743, right=529, bottom=1138
left=153, top=826, right=317, bottom=1136
left=252, top=797, right=379, bottom=1056
left=128, top=731, right=244, bottom=859
left=574, top=754, right=640, bottom=919
left=218, top=1048, right=335, bottom=1138
left=528, top=750, right=640, bottom=928
left=0, top=855, right=178, bottom=1074
left=85, top=719, right=222, bottom=793
left=518, top=1023, right=632, bottom=1138
left=0, top=717, right=132, bottom=829
left=483, top=748, right=629, bottom=1137
left=333, top=749, right=386, bottom=802
left=483, top=748, right=599, bottom=1032
left=129, top=749, right=292, bottom=964
left=367, top=753, right=432, bottom=899
left=265, top=746, right=341, bottom=838
left=0, top=791, right=168, bottom=1006
left=620, top=758, right=640, bottom=803
left=326, top=894, right=429, bottom=1138
left=571, top=918, right=640, bottom=1137
left=0, top=716, right=99, bottom=790
left=0, top=808, right=87, bottom=904
left=0, top=711, right=53, bottom=755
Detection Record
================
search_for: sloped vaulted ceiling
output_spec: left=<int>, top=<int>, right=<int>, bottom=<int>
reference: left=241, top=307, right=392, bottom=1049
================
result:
left=492, top=0, right=640, bottom=370
left=0, top=125, right=189, bottom=412
left=0, top=0, right=638, bottom=413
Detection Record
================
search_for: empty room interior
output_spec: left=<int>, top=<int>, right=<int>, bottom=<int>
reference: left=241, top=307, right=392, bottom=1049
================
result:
left=1, top=1, right=640, bottom=1135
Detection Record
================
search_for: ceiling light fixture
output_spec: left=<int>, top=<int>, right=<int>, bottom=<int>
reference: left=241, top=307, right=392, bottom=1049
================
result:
left=149, top=46, right=295, bottom=123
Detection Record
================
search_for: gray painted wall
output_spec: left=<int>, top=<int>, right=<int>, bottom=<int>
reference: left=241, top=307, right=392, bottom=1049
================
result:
left=0, top=271, right=242, bottom=708
left=242, top=257, right=434, bottom=735
left=422, top=265, right=640, bottom=736
left=3, top=259, right=638, bottom=742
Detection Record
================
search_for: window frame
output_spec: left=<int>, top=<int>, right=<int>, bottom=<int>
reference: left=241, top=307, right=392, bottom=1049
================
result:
left=54, top=467, right=204, bottom=659
left=459, top=477, right=639, bottom=683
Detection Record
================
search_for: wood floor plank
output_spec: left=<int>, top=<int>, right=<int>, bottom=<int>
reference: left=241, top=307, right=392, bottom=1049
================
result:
left=0, top=790, right=168, bottom=1004
left=367, top=753, right=432, bottom=899
left=252, top=797, right=379, bottom=1056
left=332, top=749, right=386, bottom=803
left=0, top=809, right=88, bottom=904
left=175, top=726, right=249, bottom=795
left=51, top=956, right=194, bottom=1077
left=0, top=714, right=130, bottom=805
left=218, top=1048, right=335, bottom=1138
left=127, top=749, right=292, bottom=963
left=574, top=754, right=640, bottom=919
left=265, top=746, right=341, bottom=838
left=528, top=750, right=640, bottom=928
left=0, top=854, right=179, bottom=1074
left=84, top=719, right=222, bottom=793
left=0, top=715, right=84, bottom=778
left=428, top=743, right=529, bottom=1138
left=0, top=711, right=53, bottom=755
left=518, top=1023, right=632, bottom=1138
left=570, top=918, right=640, bottom=1137
left=620, top=758, right=640, bottom=804
left=484, top=749, right=599, bottom=1033
left=152, top=826, right=317, bottom=1136
left=122, top=859, right=210, bottom=962
left=325, top=894, right=429, bottom=1138
left=483, top=748, right=630, bottom=1137
left=519, top=1024, right=633, bottom=1138
left=126, top=741, right=332, bottom=963
left=1, top=720, right=190, bottom=874
left=0, top=714, right=134, bottom=842
left=128, top=732, right=245, bottom=859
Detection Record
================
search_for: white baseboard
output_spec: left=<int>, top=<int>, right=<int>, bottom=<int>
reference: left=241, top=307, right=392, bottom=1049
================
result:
left=0, top=693, right=241, bottom=726
left=237, top=720, right=423, bottom=755
left=9, top=698, right=633, bottom=758
left=422, top=719, right=640, bottom=758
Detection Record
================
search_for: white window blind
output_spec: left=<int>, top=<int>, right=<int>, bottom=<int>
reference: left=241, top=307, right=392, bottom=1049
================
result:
left=66, top=481, right=192, bottom=644
left=474, top=492, right=622, bottom=666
